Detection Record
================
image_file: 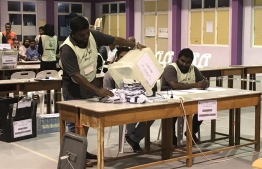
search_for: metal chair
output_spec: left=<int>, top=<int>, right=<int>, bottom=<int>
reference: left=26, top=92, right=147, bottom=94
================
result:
left=36, top=70, right=59, bottom=114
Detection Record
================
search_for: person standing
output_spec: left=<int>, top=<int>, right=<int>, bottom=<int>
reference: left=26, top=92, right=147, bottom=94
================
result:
left=35, top=26, right=45, bottom=44
left=161, top=48, right=209, bottom=146
left=60, top=16, right=145, bottom=167
left=2, top=23, right=17, bottom=48
left=38, top=24, right=59, bottom=71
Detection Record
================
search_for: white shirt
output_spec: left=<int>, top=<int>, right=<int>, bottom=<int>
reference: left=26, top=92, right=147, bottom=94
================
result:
left=107, top=48, right=117, bottom=62
left=19, top=45, right=27, bottom=57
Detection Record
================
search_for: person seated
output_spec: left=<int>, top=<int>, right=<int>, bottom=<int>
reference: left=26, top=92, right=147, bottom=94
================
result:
left=13, top=39, right=20, bottom=50
left=103, top=46, right=154, bottom=152
left=161, top=48, right=209, bottom=146
left=19, top=38, right=30, bottom=60
left=26, top=39, right=39, bottom=61
left=106, top=44, right=117, bottom=64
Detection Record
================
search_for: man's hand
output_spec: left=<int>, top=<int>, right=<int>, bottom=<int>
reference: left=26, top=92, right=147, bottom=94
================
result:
left=196, top=79, right=209, bottom=89
left=96, top=88, right=114, bottom=97
left=136, top=42, right=146, bottom=50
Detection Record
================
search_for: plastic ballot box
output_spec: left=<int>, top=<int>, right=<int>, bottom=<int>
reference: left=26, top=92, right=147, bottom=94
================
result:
left=0, top=97, right=37, bottom=142
left=108, top=48, right=164, bottom=96
left=0, top=49, right=18, bottom=68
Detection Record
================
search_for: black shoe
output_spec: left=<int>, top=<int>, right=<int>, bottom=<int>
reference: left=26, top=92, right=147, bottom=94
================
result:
left=125, top=135, right=142, bottom=153
left=184, top=132, right=199, bottom=143
left=86, top=152, right=97, bottom=159
left=173, top=135, right=177, bottom=146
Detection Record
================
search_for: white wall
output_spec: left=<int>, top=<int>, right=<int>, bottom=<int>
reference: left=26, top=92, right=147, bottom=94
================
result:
left=1, top=0, right=9, bottom=31
left=181, top=0, right=231, bottom=67
left=242, top=0, right=262, bottom=65
left=134, top=0, right=142, bottom=43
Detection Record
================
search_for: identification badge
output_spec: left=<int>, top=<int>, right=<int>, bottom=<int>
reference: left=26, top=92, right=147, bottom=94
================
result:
left=84, top=65, right=94, bottom=75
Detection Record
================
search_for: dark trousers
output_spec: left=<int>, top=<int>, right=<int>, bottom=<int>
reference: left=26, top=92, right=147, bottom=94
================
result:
left=173, top=114, right=202, bottom=135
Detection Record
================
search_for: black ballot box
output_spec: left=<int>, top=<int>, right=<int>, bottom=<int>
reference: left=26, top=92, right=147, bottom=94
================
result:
left=0, top=97, right=37, bottom=142
left=57, top=133, right=87, bottom=169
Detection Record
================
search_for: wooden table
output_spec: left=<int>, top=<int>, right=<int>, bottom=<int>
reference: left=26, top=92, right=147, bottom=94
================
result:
left=0, top=64, right=40, bottom=80
left=242, top=65, right=262, bottom=91
left=57, top=88, right=261, bottom=169
left=0, top=78, right=62, bottom=113
left=200, top=66, right=245, bottom=88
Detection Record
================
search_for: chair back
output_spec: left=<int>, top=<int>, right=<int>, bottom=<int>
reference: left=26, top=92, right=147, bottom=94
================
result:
left=160, top=51, right=174, bottom=68
left=97, top=53, right=105, bottom=74
left=36, top=70, right=59, bottom=79
left=192, top=53, right=200, bottom=66
left=11, top=71, right=36, bottom=79
left=197, top=53, right=212, bottom=68
left=155, top=51, right=164, bottom=62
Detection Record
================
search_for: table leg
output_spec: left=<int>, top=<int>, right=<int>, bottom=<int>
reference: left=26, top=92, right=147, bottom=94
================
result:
left=161, top=118, right=173, bottom=160
left=97, top=120, right=105, bottom=169
left=54, top=89, right=61, bottom=113
left=253, top=74, right=256, bottom=91
left=249, top=74, right=255, bottom=91
left=241, top=69, right=246, bottom=89
left=228, top=75, right=233, bottom=88
left=235, top=108, right=241, bottom=145
left=229, top=109, right=235, bottom=146
left=46, top=90, right=51, bottom=114
left=60, top=114, right=65, bottom=145
left=145, top=121, right=151, bottom=151
left=255, top=102, right=261, bottom=151
left=211, top=120, right=216, bottom=141
left=186, top=115, right=193, bottom=167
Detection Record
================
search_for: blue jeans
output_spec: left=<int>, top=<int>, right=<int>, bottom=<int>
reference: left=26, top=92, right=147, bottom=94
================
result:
left=63, top=93, right=76, bottom=133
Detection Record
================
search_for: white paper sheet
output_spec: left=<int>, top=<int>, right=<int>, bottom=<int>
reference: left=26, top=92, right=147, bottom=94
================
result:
left=136, top=52, right=160, bottom=86
left=145, top=27, right=155, bottom=37
left=206, top=21, right=213, bottom=33
left=198, top=100, right=217, bottom=120
left=13, top=119, right=32, bottom=138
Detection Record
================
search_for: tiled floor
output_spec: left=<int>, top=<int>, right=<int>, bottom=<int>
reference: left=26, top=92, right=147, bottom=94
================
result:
left=1, top=76, right=262, bottom=169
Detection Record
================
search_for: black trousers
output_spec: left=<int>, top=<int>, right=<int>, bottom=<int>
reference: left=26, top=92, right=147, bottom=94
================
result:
left=173, top=114, right=202, bottom=135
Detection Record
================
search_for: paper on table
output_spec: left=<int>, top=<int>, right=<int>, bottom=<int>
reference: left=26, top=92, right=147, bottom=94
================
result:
left=207, top=87, right=226, bottom=91
left=156, top=90, right=188, bottom=96
left=180, top=89, right=208, bottom=93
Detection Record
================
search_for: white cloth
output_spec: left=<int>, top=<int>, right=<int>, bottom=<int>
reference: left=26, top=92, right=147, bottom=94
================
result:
left=107, top=48, right=117, bottom=62
left=19, top=45, right=27, bottom=58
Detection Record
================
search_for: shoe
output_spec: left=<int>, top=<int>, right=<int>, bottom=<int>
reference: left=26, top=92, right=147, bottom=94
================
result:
left=173, top=135, right=177, bottom=146
left=184, top=132, right=199, bottom=143
left=86, top=159, right=93, bottom=167
left=86, top=152, right=97, bottom=159
left=125, top=135, right=142, bottom=153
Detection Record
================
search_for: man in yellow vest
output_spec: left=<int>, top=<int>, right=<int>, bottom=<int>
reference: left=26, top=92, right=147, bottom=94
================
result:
left=161, top=48, right=209, bottom=146
left=60, top=16, right=145, bottom=167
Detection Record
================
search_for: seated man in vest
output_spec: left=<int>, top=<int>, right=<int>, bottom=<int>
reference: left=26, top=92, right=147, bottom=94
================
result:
left=161, top=48, right=209, bottom=146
